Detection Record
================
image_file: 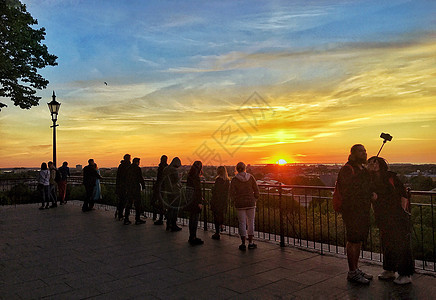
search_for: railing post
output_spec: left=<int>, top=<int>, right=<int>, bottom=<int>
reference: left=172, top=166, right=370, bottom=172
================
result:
left=279, top=183, right=285, bottom=247
left=203, top=181, right=208, bottom=231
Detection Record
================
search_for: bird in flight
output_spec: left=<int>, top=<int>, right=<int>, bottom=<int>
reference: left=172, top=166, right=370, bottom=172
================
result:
left=104, top=82, right=108, bottom=86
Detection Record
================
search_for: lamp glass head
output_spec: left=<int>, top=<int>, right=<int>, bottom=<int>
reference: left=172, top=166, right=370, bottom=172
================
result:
left=47, top=92, right=61, bottom=121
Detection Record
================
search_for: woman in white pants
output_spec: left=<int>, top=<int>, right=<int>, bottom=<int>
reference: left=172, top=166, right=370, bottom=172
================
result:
left=230, top=162, right=259, bottom=250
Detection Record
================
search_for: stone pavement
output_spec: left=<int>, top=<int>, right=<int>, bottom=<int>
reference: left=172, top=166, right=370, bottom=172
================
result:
left=1, top=203, right=436, bottom=300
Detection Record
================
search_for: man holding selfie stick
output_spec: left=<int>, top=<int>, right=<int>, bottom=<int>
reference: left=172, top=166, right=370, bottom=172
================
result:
left=338, top=144, right=374, bottom=284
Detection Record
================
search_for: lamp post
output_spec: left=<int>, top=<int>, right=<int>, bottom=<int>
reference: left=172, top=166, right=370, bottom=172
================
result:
left=47, top=91, right=61, bottom=168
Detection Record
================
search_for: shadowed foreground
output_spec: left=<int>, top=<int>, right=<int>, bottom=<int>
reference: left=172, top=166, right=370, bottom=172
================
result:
left=1, top=203, right=436, bottom=299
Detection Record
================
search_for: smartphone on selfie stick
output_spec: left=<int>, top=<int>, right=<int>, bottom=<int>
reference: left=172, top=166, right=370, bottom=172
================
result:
left=376, top=132, right=393, bottom=157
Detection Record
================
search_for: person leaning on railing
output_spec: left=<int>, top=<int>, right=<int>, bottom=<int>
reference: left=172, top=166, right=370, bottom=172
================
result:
left=210, top=166, right=230, bottom=240
left=230, top=162, right=259, bottom=251
left=162, top=157, right=183, bottom=232
left=185, top=161, right=205, bottom=246
left=151, top=155, right=168, bottom=225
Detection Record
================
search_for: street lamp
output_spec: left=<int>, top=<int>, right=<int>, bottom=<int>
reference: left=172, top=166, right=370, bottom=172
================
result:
left=47, top=91, right=61, bottom=167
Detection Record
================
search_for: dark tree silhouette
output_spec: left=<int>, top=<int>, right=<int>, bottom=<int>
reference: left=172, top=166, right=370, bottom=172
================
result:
left=0, top=0, right=57, bottom=111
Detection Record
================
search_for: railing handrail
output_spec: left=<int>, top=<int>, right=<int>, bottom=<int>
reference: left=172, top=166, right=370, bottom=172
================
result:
left=2, top=176, right=435, bottom=195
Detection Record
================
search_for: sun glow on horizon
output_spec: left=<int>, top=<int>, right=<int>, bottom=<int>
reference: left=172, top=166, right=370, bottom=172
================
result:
left=276, top=159, right=287, bottom=165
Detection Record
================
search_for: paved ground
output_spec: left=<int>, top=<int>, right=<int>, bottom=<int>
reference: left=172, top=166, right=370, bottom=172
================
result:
left=1, top=203, right=436, bottom=300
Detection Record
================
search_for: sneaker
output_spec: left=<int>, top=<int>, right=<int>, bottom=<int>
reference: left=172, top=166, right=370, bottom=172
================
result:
left=124, top=219, right=132, bottom=225
left=394, top=275, right=412, bottom=285
left=378, top=270, right=396, bottom=280
left=135, top=219, right=146, bottom=225
left=347, top=270, right=370, bottom=284
left=248, top=243, right=257, bottom=249
left=211, top=233, right=220, bottom=240
left=357, top=269, right=373, bottom=280
left=154, top=220, right=164, bottom=225
left=239, top=244, right=247, bottom=251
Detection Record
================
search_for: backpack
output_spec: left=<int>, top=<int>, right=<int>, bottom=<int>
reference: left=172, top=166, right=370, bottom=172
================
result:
left=54, top=169, right=62, bottom=183
left=332, top=163, right=354, bottom=213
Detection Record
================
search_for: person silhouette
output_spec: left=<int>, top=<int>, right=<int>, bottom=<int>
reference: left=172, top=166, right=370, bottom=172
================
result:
left=230, top=162, right=259, bottom=251
left=368, top=156, right=414, bottom=285
left=37, top=162, right=50, bottom=210
left=92, top=163, right=102, bottom=203
left=185, top=161, right=205, bottom=246
left=48, top=161, right=58, bottom=208
left=161, top=157, right=182, bottom=232
left=210, top=166, right=230, bottom=240
left=124, top=157, right=146, bottom=225
left=57, top=161, right=70, bottom=204
left=152, top=155, right=168, bottom=225
left=338, top=144, right=373, bottom=284
left=115, top=154, right=131, bottom=220
left=82, top=159, right=102, bottom=212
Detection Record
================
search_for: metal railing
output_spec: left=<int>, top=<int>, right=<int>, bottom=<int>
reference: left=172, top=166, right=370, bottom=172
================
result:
left=1, top=176, right=435, bottom=272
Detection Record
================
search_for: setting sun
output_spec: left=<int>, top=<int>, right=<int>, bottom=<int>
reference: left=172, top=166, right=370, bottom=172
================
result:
left=277, top=159, right=287, bottom=165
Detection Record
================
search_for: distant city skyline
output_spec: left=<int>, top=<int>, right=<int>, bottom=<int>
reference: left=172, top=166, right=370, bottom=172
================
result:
left=0, top=0, right=435, bottom=168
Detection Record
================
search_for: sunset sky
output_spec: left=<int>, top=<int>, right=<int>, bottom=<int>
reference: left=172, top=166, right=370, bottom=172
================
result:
left=0, top=0, right=435, bottom=168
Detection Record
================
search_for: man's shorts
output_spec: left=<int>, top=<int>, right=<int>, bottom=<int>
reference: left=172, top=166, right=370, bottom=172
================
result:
left=342, top=212, right=370, bottom=243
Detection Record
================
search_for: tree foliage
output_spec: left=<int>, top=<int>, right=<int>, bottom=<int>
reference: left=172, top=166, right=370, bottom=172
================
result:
left=0, top=0, right=57, bottom=111
left=409, top=175, right=435, bottom=191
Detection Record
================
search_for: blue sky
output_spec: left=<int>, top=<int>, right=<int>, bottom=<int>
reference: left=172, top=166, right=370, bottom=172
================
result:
left=0, top=0, right=435, bottom=167
left=30, top=0, right=434, bottom=84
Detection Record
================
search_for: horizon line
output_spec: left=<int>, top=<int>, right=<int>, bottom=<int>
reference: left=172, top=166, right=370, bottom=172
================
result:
left=2, top=162, right=436, bottom=169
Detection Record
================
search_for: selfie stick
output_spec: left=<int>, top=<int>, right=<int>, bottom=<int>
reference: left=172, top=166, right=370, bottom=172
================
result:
left=376, top=141, right=386, bottom=157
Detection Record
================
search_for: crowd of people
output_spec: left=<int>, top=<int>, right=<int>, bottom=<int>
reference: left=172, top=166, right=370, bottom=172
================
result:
left=36, top=161, right=70, bottom=209
left=111, top=154, right=259, bottom=249
left=36, top=145, right=414, bottom=285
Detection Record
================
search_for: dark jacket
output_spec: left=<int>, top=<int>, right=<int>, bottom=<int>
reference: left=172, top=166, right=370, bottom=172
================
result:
left=156, top=162, right=168, bottom=183
left=337, top=160, right=372, bottom=216
left=126, top=164, right=145, bottom=198
left=185, top=173, right=203, bottom=213
left=58, top=165, right=70, bottom=181
left=371, top=171, right=409, bottom=230
left=83, top=165, right=101, bottom=188
left=230, top=172, right=259, bottom=209
left=153, top=162, right=168, bottom=194
left=161, top=158, right=181, bottom=207
left=211, top=177, right=230, bottom=213
left=116, top=159, right=131, bottom=195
